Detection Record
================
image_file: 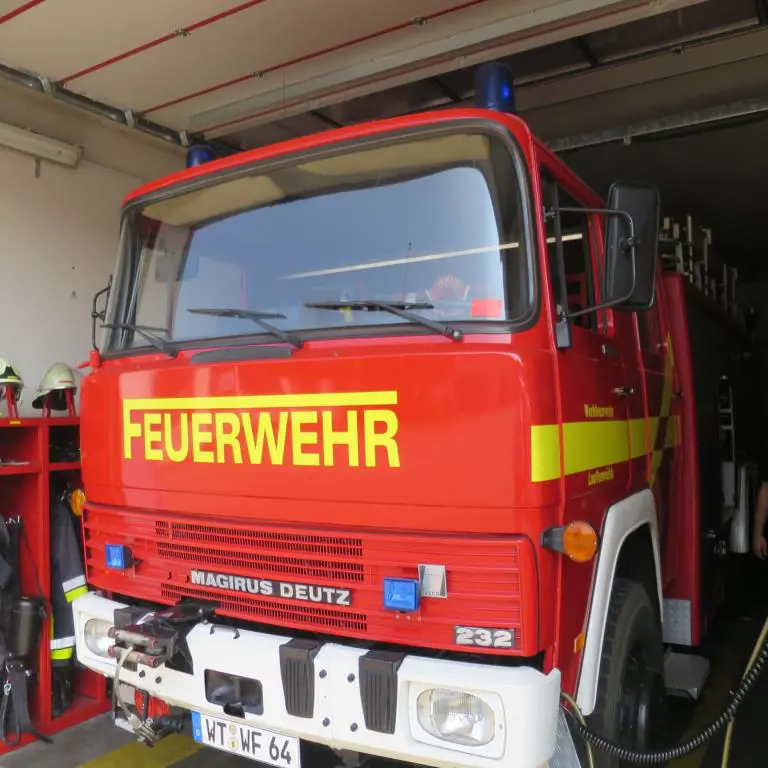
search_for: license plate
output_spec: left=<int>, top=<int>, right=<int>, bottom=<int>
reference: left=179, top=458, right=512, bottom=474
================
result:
left=192, top=712, right=301, bottom=767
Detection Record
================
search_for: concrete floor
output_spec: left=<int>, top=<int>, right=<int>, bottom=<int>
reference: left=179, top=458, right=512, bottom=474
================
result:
left=0, top=715, right=238, bottom=768
left=0, top=712, right=398, bottom=768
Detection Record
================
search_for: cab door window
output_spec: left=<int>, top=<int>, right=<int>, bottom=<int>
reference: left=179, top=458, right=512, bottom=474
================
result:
left=541, top=177, right=599, bottom=331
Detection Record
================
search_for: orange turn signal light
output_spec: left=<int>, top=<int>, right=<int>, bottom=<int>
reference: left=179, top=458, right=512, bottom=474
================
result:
left=541, top=521, right=599, bottom=563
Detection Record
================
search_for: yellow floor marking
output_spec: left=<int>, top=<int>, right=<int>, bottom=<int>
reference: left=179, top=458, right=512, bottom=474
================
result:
left=79, top=734, right=202, bottom=768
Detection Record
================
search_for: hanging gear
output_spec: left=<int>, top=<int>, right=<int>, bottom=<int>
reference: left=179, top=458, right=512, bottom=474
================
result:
left=0, top=359, right=23, bottom=419
left=3, top=598, right=49, bottom=747
left=0, top=520, right=50, bottom=746
left=32, top=363, right=76, bottom=413
left=49, top=497, right=87, bottom=718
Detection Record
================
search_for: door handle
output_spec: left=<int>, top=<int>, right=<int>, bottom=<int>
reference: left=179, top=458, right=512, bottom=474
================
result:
left=613, top=386, right=635, bottom=397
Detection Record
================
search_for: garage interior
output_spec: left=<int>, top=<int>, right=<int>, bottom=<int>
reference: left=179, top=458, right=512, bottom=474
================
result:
left=2, top=0, right=768, bottom=766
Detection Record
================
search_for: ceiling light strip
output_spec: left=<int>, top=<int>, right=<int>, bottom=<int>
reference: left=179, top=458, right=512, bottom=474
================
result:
left=283, top=241, right=521, bottom=280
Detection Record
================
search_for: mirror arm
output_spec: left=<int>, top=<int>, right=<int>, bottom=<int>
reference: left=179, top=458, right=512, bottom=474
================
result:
left=566, top=295, right=627, bottom=319
left=90, top=275, right=113, bottom=351
left=551, top=207, right=638, bottom=319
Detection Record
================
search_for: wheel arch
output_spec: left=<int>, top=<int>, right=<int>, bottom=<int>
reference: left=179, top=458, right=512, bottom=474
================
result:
left=575, top=487, right=662, bottom=716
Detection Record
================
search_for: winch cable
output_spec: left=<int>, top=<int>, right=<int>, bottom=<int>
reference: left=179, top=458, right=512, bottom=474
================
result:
left=560, top=614, right=768, bottom=765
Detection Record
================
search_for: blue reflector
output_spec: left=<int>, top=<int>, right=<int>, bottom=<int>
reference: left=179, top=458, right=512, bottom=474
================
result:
left=105, top=544, right=132, bottom=570
left=383, top=578, right=420, bottom=612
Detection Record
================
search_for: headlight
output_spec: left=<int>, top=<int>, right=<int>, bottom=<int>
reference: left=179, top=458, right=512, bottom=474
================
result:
left=416, top=688, right=495, bottom=746
left=84, top=618, right=114, bottom=658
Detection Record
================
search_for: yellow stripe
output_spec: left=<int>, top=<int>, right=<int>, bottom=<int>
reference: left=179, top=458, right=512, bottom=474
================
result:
left=51, top=648, right=73, bottom=661
left=650, top=334, right=675, bottom=485
left=667, top=414, right=681, bottom=448
left=80, top=734, right=202, bottom=768
left=66, top=585, right=88, bottom=603
left=531, top=425, right=560, bottom=482
left=563, top=420, right=629, bottom=475
left=629, top=417, right=648, bottom=460
left=123, top=391, right=398, bottom=414
left=530, top=414, right=681, bottom=483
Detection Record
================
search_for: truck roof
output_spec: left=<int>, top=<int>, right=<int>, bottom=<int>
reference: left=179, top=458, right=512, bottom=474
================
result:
left=123, top=108, right=537, bottom=207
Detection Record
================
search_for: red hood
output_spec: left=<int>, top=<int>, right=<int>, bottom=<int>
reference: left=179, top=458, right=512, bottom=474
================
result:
left=81, top=335, right=557, bottom=534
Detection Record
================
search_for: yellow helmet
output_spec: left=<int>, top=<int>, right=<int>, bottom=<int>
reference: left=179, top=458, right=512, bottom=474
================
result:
left=0, top=358, right=23, bottom=402
left=32, top=363, right=76, bottom=411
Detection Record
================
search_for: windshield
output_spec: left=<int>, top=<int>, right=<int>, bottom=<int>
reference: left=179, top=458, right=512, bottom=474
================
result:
left=105, top=129, right=533, bottom=352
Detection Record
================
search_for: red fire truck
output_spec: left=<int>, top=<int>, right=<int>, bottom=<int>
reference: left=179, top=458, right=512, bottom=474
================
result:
left=71, top=66, right=754, bottom=768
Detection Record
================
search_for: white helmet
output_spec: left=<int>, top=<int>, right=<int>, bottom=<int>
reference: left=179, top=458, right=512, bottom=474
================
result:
left=32, top=363, right=76, bottom=411
left=0, top=358, right=23, bottom=403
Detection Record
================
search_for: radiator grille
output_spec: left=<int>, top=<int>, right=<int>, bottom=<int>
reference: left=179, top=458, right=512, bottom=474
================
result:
left=85, top=506, right=533, bottom=655
left=157, top=541, right=365, bottom=583
left=155, top=520, right=363, bottom=557
left=155, top=521, right=365, bottom=583
left=162, top=584, right=367, bottom=633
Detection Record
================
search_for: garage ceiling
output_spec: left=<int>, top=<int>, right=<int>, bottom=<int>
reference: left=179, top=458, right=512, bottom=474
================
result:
left=1, top=0, right=767, bottom=276
left=0, top=0, right=705, bottom=147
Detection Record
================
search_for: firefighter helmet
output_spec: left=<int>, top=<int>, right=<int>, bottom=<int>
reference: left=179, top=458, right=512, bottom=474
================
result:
left=32, top=363, right=77, bottom=411
left=0, top=358, right=23, bottom=403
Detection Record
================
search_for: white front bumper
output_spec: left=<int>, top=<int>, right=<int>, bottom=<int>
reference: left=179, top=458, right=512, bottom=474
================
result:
left=74, top=593, right=560, bottom=768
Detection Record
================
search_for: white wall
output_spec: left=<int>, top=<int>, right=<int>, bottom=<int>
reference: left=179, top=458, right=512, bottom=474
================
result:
left=0, top=80, right=184, bottom=414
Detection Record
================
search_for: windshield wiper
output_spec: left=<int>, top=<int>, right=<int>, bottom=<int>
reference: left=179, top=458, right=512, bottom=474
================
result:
left=102, top=323, right=178, bottom=357
left=187, top=308, right=303, bottom=349
left=305, top=300, right=463, bottom=341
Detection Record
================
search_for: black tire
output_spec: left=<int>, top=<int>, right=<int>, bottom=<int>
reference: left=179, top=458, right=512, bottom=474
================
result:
left=587, top=578, right=666, bottom=768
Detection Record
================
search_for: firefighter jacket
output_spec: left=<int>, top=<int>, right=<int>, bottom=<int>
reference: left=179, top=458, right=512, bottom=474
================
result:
left=49, top=499, right=87, bottom=666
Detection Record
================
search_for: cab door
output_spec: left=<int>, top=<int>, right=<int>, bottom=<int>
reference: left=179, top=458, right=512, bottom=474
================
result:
left=540, top=171, right=632, bottom=505
left=635, top=269, right=679, bottom=588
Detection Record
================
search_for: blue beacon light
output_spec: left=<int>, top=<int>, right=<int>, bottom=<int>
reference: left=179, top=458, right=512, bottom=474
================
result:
left=474, top=61, right=516, bottom=115
left=186, top=144, right=217, bottom=168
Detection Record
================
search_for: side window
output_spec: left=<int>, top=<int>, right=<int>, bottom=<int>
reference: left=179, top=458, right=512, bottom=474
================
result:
left=541, top=175, right=598, bottom=331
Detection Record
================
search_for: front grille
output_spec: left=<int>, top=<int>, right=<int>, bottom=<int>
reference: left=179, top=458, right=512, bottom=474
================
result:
left=155, top=520, right=365, bottom=583
left=157, top=541, right=365, bottom=583
left=85, top=506, right=534, bottom=655
left=156, top=520, right=363, bottom=557
left=162, top=584, right=367, bottom=633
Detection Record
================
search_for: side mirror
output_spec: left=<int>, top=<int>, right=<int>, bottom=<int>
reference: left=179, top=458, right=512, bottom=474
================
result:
left=603, top=182, right=660, bottom=311
left=91, top=276, right=112, bottom=350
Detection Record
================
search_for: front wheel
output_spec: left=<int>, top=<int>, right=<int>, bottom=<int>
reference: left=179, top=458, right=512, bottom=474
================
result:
left=588, top=578, right=666, bottom=767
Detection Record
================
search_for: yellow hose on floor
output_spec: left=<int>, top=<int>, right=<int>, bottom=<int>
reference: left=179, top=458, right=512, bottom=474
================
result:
left=560, top=691, right=596, bottom=768
left=720, top=615, right=768, bottom=768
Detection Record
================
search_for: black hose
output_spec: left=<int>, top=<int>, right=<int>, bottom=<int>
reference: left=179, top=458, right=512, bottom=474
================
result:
left=563, top=639, right=768, bottom=764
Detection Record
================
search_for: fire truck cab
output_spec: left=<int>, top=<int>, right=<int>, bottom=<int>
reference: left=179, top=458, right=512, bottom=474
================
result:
left=70, top=66, right=719, bottom=768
